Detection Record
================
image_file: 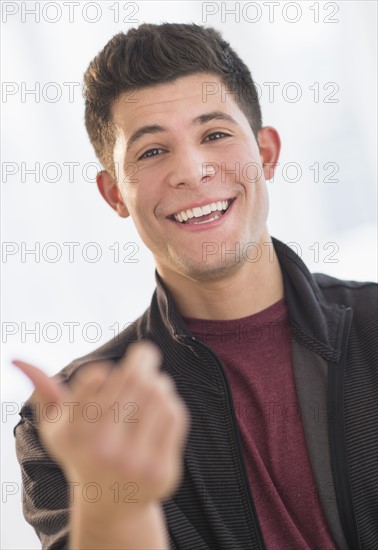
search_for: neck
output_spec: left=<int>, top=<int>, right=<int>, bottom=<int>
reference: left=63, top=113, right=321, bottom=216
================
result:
left=156, top=233, right=284, bottom=321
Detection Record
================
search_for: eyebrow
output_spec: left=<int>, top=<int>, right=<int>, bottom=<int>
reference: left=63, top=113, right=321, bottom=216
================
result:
left=126, top=110, right=238, bottom=152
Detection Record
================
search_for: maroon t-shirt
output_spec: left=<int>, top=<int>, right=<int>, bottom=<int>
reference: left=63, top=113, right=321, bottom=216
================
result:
left=182, top=299, right=337, bottom=549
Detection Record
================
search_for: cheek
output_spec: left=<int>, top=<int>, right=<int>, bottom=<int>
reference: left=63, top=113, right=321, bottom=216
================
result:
left=131, top=186, right=160, bottom=228
left=220, top=144, right=263, bottom=184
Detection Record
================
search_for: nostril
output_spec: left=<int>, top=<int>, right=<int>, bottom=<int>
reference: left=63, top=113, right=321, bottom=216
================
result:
left=202, top=165, right=217, bottom=179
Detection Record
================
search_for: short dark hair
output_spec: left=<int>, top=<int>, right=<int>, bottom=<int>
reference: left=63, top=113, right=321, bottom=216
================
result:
left=83, top=22, right=262, bottom=182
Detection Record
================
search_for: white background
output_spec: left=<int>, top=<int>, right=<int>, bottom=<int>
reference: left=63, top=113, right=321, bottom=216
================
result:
left=1, top=1, right=377, bottom=548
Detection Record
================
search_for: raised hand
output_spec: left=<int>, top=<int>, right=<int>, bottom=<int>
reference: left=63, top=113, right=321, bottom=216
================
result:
left=13, top=341, right=191, bottom=549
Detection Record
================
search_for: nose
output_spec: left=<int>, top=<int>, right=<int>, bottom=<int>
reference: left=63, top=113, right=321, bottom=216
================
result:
left=164, top=150, right=217, bottom=189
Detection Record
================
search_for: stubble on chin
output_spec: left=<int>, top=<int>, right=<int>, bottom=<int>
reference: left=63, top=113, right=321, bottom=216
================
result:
left=167, top=248, right=245, bottom=283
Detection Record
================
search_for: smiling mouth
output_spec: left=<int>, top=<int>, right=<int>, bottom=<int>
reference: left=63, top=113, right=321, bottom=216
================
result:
left=169, top=198, right=235, bottom=225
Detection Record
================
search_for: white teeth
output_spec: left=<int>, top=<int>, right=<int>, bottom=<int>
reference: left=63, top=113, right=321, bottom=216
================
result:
left=173, top=199, right=231, bottom=223
left=191, top=213, right=222, bottom=225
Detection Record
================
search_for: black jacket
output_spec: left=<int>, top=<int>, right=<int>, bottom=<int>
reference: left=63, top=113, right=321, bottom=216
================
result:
left=14, top=237, right=378, bottom=549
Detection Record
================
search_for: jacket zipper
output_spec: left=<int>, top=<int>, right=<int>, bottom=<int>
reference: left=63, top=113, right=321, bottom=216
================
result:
left=184, top=334, right=265, bottom=550
left=327, top=307, right=360, bottom=549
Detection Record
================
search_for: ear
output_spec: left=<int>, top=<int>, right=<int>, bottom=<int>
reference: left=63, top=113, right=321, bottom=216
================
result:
left=257, top=127, right=281, bottom=182
left=96, top=170, right=130, bottom=218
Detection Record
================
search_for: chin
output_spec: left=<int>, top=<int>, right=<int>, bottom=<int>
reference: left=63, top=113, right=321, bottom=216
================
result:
left=171, top=253, right=244, bottom=283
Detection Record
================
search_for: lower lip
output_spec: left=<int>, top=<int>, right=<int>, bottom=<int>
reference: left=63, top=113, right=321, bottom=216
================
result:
left=167, top=199, right=236, bottom=231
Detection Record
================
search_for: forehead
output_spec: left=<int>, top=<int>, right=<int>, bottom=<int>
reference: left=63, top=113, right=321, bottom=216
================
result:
left=110, top=72, right=247, bottom=132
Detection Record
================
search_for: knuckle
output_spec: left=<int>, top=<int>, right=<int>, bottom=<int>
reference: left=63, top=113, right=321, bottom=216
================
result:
left=157, top=374, right=176, bottom=394
left=164, top=398, right=187, bottom=424
left=164, top=402, right=178, bottom=420
left=143, top=375, right=174, bottom=399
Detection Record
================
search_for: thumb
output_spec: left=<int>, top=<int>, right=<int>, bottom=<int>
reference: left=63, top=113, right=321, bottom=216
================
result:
left=12, top=359, right=68, bottom=407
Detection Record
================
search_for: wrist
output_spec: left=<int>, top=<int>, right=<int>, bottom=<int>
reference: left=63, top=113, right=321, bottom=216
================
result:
left=70, top=500, right=169, bottom=549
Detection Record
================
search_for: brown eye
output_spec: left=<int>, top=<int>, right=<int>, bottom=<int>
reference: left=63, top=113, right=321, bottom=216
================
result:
left=139, top=148, right=164, bottom=160
left=205, top=132, right=230, bottom=141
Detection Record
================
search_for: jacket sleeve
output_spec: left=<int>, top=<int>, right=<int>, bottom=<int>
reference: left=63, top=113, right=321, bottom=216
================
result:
left=15, top=415, right=70, bottom=550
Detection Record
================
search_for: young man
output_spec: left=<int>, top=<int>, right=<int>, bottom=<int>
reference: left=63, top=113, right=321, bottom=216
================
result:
left=14, top=23, right=377, bottom=550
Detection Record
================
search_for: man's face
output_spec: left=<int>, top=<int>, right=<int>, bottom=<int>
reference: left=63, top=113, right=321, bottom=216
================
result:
left=109, top=72, right=278, bottom=281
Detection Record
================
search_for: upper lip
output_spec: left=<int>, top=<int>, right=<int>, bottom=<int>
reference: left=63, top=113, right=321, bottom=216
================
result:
left=167, top=197, right=235, bottom=218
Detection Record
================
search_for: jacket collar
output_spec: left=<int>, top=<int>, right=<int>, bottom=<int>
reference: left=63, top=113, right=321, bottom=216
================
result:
left=154, top=237, right=347, bottom=363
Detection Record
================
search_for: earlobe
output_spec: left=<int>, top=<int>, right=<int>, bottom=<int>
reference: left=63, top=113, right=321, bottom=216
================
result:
left=257, top=127, right=281, bottom=182
left=96, top=170, right=130, bottom=218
